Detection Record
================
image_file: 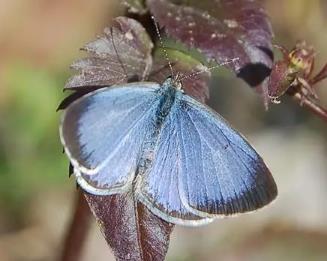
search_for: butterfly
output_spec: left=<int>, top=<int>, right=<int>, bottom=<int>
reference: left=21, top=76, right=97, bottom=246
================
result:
left=59, top=76, right=277, bottom=226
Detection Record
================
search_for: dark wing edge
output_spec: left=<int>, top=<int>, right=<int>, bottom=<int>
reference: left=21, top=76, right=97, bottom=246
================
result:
left=177, top=94, right=277, bottom=217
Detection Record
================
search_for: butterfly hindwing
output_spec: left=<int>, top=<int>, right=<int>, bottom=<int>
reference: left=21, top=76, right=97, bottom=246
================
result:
left=136, top=106, right=213, bottom=225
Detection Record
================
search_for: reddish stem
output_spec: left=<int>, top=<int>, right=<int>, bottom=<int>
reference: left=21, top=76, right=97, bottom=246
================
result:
left=310, top=63, right=327, bottom=85
left=60, top=190, right=92, bottom=261
left=292, top=93, right=327, bottom=123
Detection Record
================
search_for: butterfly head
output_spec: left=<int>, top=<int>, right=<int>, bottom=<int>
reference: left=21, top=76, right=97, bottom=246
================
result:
left=164, top=74, right=183, bottom=91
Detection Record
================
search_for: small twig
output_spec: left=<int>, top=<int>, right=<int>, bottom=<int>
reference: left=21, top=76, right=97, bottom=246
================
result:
left=291, top=93, right=327, bottom=123
left=60, top=190, right=92, bottom=261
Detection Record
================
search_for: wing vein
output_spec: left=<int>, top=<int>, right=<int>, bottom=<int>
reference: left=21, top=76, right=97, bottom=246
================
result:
left=184, top=110, right=210, bottom=209
left=80, top=96, right=158, bottom=173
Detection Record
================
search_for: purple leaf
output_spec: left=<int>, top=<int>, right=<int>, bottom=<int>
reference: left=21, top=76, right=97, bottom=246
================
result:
left=311, top=63, right=327, bottom=85
left=268, top=60, right=289, bottom=100
left=84, top=193, right=174, bottom=261
left=65, top=16, right=153, bottom=89
left=57, top=87, right=99, bottom=111
left=147, top=0, right=273, bottom=106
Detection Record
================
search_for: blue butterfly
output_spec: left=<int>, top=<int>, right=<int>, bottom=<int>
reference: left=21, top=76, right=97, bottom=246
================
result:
left=59, top=77, right=277, bottom=226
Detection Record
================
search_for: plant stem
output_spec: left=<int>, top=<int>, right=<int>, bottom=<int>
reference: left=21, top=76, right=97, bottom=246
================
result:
left=60, top=190, right=92, bottom=261
left=292, top=93, right=327, bottom=123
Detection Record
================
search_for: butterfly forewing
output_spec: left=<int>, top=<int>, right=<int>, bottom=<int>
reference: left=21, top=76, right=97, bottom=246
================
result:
left=138, top=91, right=277, bottom=224
left=176, top=96, right=277, bottom=216
left=60, top=83, right=161, bottom=192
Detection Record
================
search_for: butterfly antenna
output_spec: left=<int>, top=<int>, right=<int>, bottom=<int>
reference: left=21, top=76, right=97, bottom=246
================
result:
left=179, top=58, right=240, bottom=81
left=151, top=15, right=174, bottom=77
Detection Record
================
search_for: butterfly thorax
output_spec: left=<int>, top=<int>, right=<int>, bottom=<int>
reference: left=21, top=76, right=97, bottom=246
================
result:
left=163, top=75, right=183, bottom=90
left=155, top=77, right=180, bottom=126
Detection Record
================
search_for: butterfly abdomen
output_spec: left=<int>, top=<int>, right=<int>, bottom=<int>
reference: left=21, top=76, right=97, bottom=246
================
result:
left=136, top=84, right=178, bottom=177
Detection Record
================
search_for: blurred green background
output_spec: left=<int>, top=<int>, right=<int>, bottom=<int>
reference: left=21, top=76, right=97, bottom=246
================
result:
left=0, top=0, right=326, bottom=260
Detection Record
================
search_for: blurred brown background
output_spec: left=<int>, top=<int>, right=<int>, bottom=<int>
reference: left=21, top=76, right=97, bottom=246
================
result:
left=0, top=0, right=326, bottom=260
